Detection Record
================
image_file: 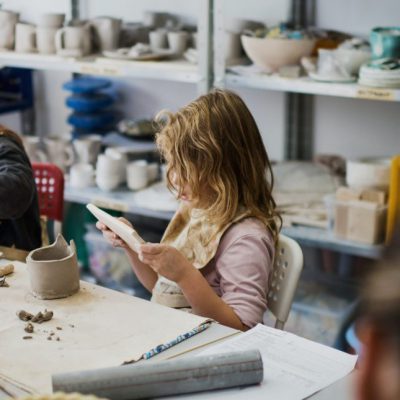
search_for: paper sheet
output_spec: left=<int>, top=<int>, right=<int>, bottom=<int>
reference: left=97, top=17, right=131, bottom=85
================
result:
left=177, top=324, right=357, bottom=400
left=0, top=261, right=214, bottom=394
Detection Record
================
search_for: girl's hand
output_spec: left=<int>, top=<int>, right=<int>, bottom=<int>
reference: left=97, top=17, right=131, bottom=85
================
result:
left=95, top=217, right=132, bottom=249
left=138, top=243, right=194, bottom=284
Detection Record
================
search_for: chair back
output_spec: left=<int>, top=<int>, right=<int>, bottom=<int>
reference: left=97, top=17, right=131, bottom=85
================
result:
left=267, top=234, right=303, bottom=330
left=32, top=163, right=64, bottom=238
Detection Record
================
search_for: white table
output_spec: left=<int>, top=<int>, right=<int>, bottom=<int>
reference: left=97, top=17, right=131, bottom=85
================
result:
left=0, top=262, right=354, bottom=400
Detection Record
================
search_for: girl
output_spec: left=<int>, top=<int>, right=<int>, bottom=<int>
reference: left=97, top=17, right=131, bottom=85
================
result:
left=97, top=89, right=280, bottom=331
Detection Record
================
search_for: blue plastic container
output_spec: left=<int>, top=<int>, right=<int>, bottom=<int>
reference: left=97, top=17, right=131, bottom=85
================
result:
left=68, top=111, right=117, bottom=130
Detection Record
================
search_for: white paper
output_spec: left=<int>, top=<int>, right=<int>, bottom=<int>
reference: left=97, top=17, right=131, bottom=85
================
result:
left=176, top=324, right=357, bottom=400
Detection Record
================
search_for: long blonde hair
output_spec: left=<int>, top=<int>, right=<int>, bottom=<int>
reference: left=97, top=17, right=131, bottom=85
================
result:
left=156, top=89, right=281, bottom=242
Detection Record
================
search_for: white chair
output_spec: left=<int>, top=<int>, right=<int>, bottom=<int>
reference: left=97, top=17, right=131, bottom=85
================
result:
left=267, top=234, right=304, bottom=330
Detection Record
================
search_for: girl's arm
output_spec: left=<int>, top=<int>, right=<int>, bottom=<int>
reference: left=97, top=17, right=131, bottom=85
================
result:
left=124, top=248, right=158, bottom=292
left=178, top=267, right=247, bottom=331
left=96, top=220, right=158, bottom=292
left=139, top=243, right=247, bottom=331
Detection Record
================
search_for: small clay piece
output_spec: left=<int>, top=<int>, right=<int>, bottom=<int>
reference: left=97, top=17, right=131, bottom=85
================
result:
left=56, top=337, right=60, bottom=341
left=0, top=263, right=14, bottom=276
left=69, top=324, right=75, bottom=328
left=17, top=310, right=33, bottom=321
left=50, top=332, right=55, bottom=336
left=0, top=276, right=9, bottom=287
left=56, top=326, right=62, bottom=330
left=42, top=310, right=54, bottom=322
left=31, top=311, right=43, bottom=323
left=26, top=234, right=80, bottom=300
left=47, top=336, right=52, bottom=341
left=24, top=323, right=34, bottom=333
left=23, top=336, right=33, bottom=340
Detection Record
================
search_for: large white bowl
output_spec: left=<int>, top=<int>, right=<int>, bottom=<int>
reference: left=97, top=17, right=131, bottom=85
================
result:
left=346, top=158, right=391, bottom=190
left=241, top=35, right=316, bottom=72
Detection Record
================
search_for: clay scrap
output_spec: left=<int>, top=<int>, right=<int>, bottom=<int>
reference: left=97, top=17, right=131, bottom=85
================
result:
left=17, top=309, right=54, bottom=324
left=0, top=276, right=9, bottom=287
left=0, top=263, right=14, bottom=276
left=24, top=323, right=34, bottom=333
left=26, top=234, right=80, bottom=300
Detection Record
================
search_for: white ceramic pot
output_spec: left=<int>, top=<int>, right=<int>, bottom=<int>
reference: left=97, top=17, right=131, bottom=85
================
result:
left=127, top=160, right=149, bottom=191
left=0, top=10, right=19, bottom=50
left=15, top=23, right=37, bottom=53
left=70, top=163, right=95, bottom=188
left=40, top=13, right=65, bottom=28
left=36, top=26, right=58, bottom=54
left=346, top=158, right=391, bottom=190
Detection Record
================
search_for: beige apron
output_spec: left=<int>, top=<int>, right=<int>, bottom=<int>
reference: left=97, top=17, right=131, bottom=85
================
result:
left=151, top=204, right=250, bottom=308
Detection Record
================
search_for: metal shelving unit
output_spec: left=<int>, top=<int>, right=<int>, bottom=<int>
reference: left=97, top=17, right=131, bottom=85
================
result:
left=0, top=0, right=391, bottom=259
left=0, top=0, right=214, bottom=95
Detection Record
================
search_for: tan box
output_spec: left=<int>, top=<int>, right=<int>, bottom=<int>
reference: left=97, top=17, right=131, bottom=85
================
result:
left=336, top=187, right=362, bottom=202
left=360, top=189, right=387, bottom=205
left=334, top=200, right=387, bottom=244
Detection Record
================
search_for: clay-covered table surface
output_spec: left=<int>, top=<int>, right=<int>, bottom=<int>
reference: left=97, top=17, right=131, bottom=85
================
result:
left=0, top=260, right=236, bottom=397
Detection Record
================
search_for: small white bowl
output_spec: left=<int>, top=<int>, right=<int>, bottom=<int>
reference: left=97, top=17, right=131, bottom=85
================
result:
left=241, top=35, right=316, bottom=72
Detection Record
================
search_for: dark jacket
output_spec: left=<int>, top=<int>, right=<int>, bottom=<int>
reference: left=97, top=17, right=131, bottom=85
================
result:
left=0, top=132, right=41, bottom=251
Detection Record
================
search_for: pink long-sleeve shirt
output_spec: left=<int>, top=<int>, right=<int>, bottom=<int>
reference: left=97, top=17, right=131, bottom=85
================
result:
left=201, top=217, right=274, bottom=328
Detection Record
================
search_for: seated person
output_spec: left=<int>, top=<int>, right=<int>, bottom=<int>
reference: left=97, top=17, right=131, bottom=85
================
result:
left=98, top=89, right=281, bottom=330
left=357, top=232, right=400, bottom=400
left=0, top=126, right=41, bottom=255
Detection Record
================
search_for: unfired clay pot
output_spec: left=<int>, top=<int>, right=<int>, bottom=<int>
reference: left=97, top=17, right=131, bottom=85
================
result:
left=26, top=234, right=80, bottom=300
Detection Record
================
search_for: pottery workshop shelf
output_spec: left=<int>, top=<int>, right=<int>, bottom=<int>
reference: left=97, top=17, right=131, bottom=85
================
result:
left=64, top=184, right=175, bottom=221
left=0, top=52, right=200, bottom=83
left=65, top=184, right=383, bottom=259
left=282, top=226, right=384, bottom=259
left=224, top=72, right=400, bottom=102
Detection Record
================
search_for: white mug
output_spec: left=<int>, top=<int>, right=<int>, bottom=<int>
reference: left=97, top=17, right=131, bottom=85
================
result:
left=127, top=160, right=148, bottom=191
left=90, top=17, right=121, bottom=52
left=40, top=13, right=65, bottom=28
left=147, top=162, right=159, bottom=183
left=44, top=137, right=75, bottom=171
left=167, top=31, right=188, bottom=55
left=105, top=148, right=127, bottom=182
left=36, top=27, right=58, bottom=54
left=149, top=29, right=168, bottom=51
left=55, top=25, right=92, bottom=57
left=70, top=163, right=94, bottom=189
left=73, top=135, right=102, bottom=164
left=22, top=137, right=47, bottom=163
left=95, top=154, right=121, bottom=191
left=15, top=23, right=37, bottom=53
left=0, top=10, right=19, bottom=50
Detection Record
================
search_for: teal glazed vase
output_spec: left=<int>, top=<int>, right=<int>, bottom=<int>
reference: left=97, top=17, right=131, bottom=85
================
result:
left=370, top=27, right=400, bottom=59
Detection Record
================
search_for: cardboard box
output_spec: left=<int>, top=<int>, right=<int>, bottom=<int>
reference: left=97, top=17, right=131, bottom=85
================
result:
left=334, top=200, right=387, bottom=244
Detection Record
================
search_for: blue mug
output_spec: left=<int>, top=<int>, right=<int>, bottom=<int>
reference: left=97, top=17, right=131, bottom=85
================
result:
left=370, top=27, right=400, bottom=59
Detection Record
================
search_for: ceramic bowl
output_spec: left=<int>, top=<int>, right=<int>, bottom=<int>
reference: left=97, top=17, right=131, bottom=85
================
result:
left=241, top=35, right=316, bottom=72
left=346, top=158, right=391, bottom=190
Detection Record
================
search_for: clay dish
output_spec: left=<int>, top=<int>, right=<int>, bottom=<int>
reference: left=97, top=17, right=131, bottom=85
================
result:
left=26, top=234, right=80, bottom=300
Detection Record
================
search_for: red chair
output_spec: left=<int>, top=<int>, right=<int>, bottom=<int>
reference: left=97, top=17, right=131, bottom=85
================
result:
left=32, top=163, right=64, bottom=239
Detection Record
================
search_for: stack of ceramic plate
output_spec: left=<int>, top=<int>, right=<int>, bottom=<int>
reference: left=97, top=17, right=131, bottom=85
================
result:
left=359, top=58, right=400, bottom=88
left=63, top=77, right=118, bottom=139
